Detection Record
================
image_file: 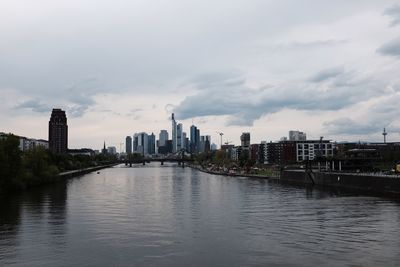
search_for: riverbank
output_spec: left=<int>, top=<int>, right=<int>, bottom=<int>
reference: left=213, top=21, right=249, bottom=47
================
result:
left=0, top=163, right=118, bottom=194
left=59, top=163, right=118, bottom=178
left=189, top=164, right=279, bottom=179
left=280, top=170, right=400, bottom=198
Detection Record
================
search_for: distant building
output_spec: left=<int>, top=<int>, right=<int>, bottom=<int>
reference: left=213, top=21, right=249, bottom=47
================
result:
left=48, top=108, right=68, bottom=154
left=126, top=136, right=132, bottom=154
left=102, top=141, right=107, bottom=154
left=204, top=135, right=211, bottom=153
left=159, top=130, right=168, bottom=147
left=240, top=132, right=250, bottom=147
left=68, top=148, right=95, bottom=156
left=148, top=133, right=156, bottom=155
left=172, top=113, right=177, bottom=153
left=107, top=146, right=117, bottom=155
left=211, top=143, right=218, bottom=151
left=176, top=123, right=183, bottom=151
left=190, top=125, right=198, bottom=153
left=289, top=131, right=307, bottom=141
left=296, top=140, right=334, bottom=161
left=137, top=132, right=149, bottom=155
left=133, top=134, right=139, bottom=152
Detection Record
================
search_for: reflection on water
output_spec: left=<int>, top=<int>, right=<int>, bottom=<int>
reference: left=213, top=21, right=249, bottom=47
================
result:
left=1, top=163, right=400, bottom=266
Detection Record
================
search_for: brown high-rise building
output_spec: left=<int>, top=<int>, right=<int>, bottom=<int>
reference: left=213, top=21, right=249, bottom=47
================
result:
left=49, top=108, right=68, bottom=154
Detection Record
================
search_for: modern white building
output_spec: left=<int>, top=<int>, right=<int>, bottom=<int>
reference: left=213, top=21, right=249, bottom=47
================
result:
left=296, top=141, right=334, bottom=162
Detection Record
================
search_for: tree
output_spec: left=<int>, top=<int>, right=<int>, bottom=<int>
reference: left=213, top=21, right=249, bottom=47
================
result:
left=0, top=135, right=22, bottom=188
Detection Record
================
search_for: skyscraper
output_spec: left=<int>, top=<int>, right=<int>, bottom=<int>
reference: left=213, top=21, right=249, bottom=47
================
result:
left=48, top=108, right=68, bottom=154
left=148, top=133, right=156, bottom=155
left=137, top=132, right=148, bottom=156
left=171, top=113, right=177, bottom=153
left=190, top=125, right=197, bottom=153
left=126, top=136, right=132, bottom=154
left=159, top=130, right=168, bottom=147
left=177, top=123, right=183, bottom=151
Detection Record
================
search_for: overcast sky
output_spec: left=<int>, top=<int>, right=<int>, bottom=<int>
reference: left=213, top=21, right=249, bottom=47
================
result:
left=1, top=0, right=400, bottom=150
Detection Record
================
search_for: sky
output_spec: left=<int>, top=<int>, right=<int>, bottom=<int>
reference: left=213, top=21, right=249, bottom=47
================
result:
left=1, top=0, right=400, bottom=151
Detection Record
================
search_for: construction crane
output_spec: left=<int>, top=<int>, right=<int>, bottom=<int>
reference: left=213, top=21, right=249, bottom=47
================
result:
left=216, top=132, right=224, bottom=149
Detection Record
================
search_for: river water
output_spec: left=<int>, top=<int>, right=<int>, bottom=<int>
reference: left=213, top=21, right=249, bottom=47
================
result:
left=1, top=164, right=400, bottom=266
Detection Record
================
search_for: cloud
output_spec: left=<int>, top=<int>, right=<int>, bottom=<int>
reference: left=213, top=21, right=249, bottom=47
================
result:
left=15, top=100, right=51, bottom=113
left=174, top=69, right=386, bottom=126
left=377, top=37, right=400, bottom=57
left=323, top=93, right=400, bottom=136
left=309, top=66, right=344, bottom=83
left=384, top=5, right=400, bottom=26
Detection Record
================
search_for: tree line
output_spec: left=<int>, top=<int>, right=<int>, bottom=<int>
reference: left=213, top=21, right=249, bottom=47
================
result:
left=0, top=135, right=116, bottom=191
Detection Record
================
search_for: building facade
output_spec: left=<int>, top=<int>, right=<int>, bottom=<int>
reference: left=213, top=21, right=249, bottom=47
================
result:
left=48, top=108, right=68, bottom=154
left=126, top=136, right=132, bottom=154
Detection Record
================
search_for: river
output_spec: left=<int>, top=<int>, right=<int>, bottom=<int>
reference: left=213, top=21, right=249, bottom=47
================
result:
left=1, top=163, right=400, bottom=266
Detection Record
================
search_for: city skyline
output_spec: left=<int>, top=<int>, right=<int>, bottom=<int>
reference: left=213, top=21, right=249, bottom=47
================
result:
left=1, top=1, right=400, bottom=149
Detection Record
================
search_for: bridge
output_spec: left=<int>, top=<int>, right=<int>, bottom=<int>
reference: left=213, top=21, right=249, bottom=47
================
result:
left=121, top=150, right=194, bottom=168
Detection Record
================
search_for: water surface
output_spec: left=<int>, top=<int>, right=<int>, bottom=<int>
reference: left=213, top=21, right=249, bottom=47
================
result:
left=1, top=163, right=400, bottom=266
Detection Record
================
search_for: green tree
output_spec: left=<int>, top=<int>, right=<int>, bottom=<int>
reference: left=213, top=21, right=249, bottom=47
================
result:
left=0, top=135, right=22, bottom=188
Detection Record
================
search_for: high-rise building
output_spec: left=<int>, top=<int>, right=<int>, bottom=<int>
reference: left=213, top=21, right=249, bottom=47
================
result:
left=190, top=125, right=198, bottom=153
left=126, top=136, right=132, bottom=154
left=49, top=108, right=68, bottom=154
left=159, top=130, right=168, bottom=147
left=133, top=134, right=139, bottom=152
left=148, top=133, right=156, bottom=155
left=172, top=113, right=177, bottom=153
left=177, top=123, right=183, bottom=151
left=136, top=132, right=148, bottom=155
left=240, top=132, right=250, bottom=147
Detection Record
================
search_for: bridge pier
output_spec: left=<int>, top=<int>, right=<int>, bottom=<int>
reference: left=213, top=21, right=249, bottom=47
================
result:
left=182, top=161, right=185, bottom=168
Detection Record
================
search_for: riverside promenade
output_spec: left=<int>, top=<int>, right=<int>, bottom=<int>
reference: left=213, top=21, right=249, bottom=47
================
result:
left=59, top=163, right=118, bottom=178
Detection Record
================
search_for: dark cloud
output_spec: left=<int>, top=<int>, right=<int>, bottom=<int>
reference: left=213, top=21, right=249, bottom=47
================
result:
left=310, top=66, right=344, bottom=83
left=384, top=5, right=400, bottom=26
left=174, top=70, right=388, bottom=126
left=15, top=100, right=51, bottom=113
left=377, top=37, right=400, bottom=57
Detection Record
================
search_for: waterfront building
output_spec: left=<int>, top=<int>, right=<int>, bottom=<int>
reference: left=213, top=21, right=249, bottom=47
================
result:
left=48, top=108, right=68, bottom=154
left=296, top=140, right=334, bottom=161
left=126, top=136, right=132, bottom=154
left=289, top=130, right=307, bottom=141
